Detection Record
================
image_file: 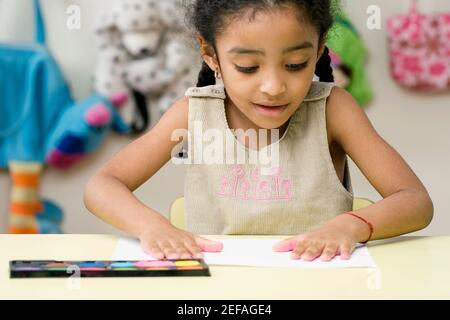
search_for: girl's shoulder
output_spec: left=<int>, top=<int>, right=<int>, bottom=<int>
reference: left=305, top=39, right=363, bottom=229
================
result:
left=325, top=85, right=374, bottom=148
left=153, top=96, right=189, bottom=132
left=326, top=85, right=363, bottom=124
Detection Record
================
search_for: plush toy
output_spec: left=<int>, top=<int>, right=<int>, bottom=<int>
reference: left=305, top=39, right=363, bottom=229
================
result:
left=40, top=93, right=129, bottom=233
left=93, top=0, right=198, bottom=130
left=327, top=13, right=374, bottom=106
left=6, top=93, right=130, bottom=234
left=0, top=0, right=132, bottom=234
left=45, top=93, right=129, bottom=168
left=328, top=49, right=352, bottom=88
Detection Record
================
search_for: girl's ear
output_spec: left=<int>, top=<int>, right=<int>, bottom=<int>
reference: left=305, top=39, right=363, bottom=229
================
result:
left=197, top=34, right=219, bottom=71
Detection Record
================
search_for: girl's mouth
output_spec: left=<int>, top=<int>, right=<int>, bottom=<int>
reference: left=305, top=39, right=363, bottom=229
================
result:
left=253, top=103, right=289, bottom=117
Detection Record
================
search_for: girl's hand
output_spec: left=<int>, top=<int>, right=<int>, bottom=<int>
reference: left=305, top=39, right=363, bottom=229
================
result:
left=139, top=221, right=223, bottom=260
left=273, top=215, right=369, bottom=261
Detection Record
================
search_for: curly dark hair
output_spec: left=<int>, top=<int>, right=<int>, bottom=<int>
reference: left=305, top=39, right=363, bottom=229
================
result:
left=185, top=0, right=338, bottom=87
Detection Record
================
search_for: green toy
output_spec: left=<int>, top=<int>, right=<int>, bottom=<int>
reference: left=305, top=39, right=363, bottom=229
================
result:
left=327, top=11, right=374, bottom=106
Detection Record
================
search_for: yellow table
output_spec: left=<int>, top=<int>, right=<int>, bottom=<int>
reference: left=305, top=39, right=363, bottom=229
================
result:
left=0, top=235, right=449, bottom=299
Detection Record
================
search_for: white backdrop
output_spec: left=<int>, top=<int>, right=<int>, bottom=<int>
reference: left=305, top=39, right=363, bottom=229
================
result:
left=0, top=0, right=449, bottom=235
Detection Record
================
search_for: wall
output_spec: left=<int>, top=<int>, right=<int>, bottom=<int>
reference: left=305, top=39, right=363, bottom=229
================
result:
left=0, top=0, right=449, bottom=235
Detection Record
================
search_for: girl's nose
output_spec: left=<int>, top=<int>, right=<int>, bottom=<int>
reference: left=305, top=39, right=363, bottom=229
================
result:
left=259, top=72, right=287, bottom=97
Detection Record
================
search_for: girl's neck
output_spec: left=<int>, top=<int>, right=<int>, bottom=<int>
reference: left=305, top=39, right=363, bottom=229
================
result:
left=224, top=98, right=290, bottom=150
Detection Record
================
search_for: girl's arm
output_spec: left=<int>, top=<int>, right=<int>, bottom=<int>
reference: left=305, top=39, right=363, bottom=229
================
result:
left=274, top=87, right=433, bottom=261
left=84, top=97, right=222, bottom=259
left=326, top=87, right=433, bottom=241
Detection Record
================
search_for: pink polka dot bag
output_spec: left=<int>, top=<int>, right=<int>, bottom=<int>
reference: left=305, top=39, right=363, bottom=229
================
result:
left=387, top=1, right=450, bottom=91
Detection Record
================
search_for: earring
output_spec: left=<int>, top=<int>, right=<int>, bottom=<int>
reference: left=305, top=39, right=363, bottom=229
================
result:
left=214, top=68, right=222, bottom=80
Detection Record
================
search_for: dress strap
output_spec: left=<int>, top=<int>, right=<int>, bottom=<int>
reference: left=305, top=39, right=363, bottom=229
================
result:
left=185, top=85, right=226, bottom=100
left=303, top=81, right=337, bottom=102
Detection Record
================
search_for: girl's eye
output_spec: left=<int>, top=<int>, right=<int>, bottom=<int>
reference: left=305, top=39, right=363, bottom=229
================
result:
left=235, top=65, right=259, bottom=74
left=286, top=62, right=309, bottom=71
left=235, top=61, right=309, bottom=74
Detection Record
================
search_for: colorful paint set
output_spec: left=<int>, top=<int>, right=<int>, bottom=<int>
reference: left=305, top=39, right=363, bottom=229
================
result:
left=10, top=259, right=210, bottom=278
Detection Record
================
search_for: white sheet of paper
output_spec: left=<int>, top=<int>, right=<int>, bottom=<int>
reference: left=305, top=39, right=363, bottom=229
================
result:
left=113, top=237, right=377, bottom=269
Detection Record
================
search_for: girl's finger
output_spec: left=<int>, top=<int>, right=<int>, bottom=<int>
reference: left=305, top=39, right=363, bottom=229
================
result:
left=183, top=237, right=204, bottom=259
left=339, top=243, right=356, bottom=260
left=273, top=237, right=299, bottom=252
left=301, top=244, right=322, bottom=261
left=194, top=235, right=223, bottom=252
left=169, top=240, right=192, bottom=259
left=159, top=240, right=179, bottom=259
left=320, top=244, right=338, bottom=261
left=141, top=241, right=164, bottom=260
left=291, top=242, right=307, bottom=260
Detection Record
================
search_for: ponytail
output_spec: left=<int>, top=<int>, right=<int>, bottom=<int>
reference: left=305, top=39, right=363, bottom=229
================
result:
left=196, top=62, right=216, bottom=87
left=315, top=46, right=334, bottom=83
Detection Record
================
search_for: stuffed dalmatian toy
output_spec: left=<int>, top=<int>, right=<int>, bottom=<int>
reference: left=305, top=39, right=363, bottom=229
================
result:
left=93, top=0, right=199, bottom=130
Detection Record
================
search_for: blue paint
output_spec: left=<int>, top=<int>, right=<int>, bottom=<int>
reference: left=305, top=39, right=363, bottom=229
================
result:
left=110, top=262, right=135, bottom=268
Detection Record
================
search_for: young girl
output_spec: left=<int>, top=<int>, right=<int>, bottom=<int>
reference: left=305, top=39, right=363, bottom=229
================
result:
left=84, top=0, right=433, bottom=262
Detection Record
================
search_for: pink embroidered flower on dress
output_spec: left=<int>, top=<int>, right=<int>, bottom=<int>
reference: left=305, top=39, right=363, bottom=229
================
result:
left=218, top=165, right=293, bottom=201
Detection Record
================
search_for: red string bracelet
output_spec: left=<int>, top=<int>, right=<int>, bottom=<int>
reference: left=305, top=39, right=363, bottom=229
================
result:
left=343, top=211, right=374, bottom=244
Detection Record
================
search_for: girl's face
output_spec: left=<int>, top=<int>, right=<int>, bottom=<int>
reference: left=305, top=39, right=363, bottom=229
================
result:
left=204, top=7, right=323, bottom=130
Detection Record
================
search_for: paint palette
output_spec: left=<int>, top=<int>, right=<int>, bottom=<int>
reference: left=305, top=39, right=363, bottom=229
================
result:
left=10, top=259, right=210, bottom=278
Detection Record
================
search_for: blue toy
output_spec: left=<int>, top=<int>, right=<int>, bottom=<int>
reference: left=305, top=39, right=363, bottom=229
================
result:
left=1, top=0, right=130, bottom=234
left=45, top=93, right=129, bottom=168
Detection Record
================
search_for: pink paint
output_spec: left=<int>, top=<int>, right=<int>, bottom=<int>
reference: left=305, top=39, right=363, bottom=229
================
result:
left=273, top=239, right=298, bottom=252
left=199, top=241, right=223, bottom=253
left=46, top=263, right=71, bottom=268
left=135, top=260, right=175, bottom=268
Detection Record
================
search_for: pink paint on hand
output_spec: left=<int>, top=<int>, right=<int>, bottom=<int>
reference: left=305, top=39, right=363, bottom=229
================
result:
left=272, top=239, right=298, bottom=252
left=199, top=241, right=224, bottom=252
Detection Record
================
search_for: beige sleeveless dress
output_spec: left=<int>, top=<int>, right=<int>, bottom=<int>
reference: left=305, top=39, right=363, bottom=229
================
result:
left=182, top=81, right=353, bottom=235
